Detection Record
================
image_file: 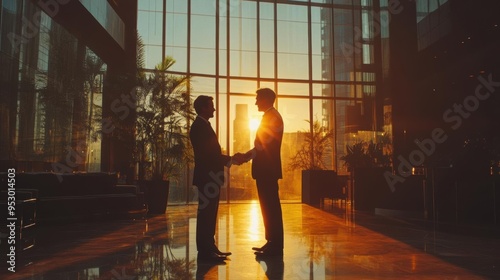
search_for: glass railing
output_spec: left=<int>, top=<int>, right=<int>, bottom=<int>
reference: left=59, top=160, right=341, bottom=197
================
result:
left=80, top=0, right=125, bottom=49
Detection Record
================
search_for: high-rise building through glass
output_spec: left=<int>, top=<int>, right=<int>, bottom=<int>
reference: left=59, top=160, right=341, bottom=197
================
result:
left=137, top=0, right=390, bottom=203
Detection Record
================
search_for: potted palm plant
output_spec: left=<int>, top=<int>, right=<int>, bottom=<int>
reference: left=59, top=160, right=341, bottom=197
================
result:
left=134, top=56, right=194, bottom=214
left=288, top=120, right=336, bottom=206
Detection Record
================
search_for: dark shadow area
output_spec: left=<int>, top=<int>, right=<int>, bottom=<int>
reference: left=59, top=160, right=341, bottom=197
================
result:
left=1, top=218, right=144, bottom=271
left=3, top=214, right=197, bottom=280
left=321, top=201, right=500, bottom=279
left=256, top=255, right=284, bottom=280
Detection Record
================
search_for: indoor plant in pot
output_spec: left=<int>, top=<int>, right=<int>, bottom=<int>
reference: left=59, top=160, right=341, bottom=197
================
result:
left=340, top=140, right=391, bottom=211
left=134, top=56, right=194, bottom=214
left=288, top=120, right=336, bottom=206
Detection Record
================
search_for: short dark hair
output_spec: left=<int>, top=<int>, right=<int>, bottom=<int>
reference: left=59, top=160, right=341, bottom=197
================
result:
left=256, top=88, right=276, bottom=103
left=193, top=95, right=213, bottom=114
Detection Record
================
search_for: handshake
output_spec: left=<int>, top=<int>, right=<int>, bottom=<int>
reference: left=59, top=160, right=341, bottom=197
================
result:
left=231, top=152, right=251, bottom=166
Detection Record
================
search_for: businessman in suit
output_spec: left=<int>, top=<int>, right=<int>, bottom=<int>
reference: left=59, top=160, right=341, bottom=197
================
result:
left=239, top=88, right=284, bottom=257
left=190, top=95, right=232, bottom=262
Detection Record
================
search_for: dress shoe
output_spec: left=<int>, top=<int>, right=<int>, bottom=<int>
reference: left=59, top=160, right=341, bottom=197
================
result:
left=251, top=242, right=270, bottom=251
left=254, top=247, right=283, bottom=257
left=210, top=246, right=232, bottom=256
left=197, top=252, right=227, bottom=263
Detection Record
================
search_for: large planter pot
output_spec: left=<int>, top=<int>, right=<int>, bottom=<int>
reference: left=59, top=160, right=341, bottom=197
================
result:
left=301, top=170, right=337, bottom=206
left=139, top=180, right=170, bottom=215
left=353, top=167, right=390, bottom=212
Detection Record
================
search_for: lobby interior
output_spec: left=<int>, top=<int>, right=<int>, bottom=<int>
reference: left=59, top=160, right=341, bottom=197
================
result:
left=1, top=0, right=500, bottom=279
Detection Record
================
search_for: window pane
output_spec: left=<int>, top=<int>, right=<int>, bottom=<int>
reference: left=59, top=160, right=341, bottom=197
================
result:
left=260, top=2, right=274, bottom=20
left=191, top=48, right=215, bottom=75
left=230, top=79, right=258, bottom=94
left=241, top=18, right=257, bottom=52
left=277, top=82, right=309, bottom=96
left=138, top=10, right=163, bottom=69
left=336, top=83, right=354, bottom=98
left=165, top=1, right=188, bottom=71
left=144, top=45, right=162, bottom=70
left=260, top=52, right=275, bottom=79
left=167, top=13, right=188, bottom=47
left=230, top=3, right=257, bottom=51
left=191, top=14, right=216, bottom=75
left=220, top=13, right=228, bottom=76
left=138, top=0, right=163, bottom=11
left=192, top=15, right=216, bottom=49
left=333, top=0, right=353, bottom=4
left=336, top=100, right=352, bottom=174
left=334, top=8, right=355, bottom=81
left=278, top=53, right=309, bottom=80
left=142, top=0, right=389, bottom=204
left=313, top=83, right=334, bottom=97
left=260, top=18, right=274, bottom=52
left=312, top=6, right=333, bottom=81
left=230, top=50, right=258, bottom=77
left=277, top=4, right=309, bottom=80
left=5, top=1, right=107, bottom=174
left=166, top=47, right=187, bottom=72
left=191, top=0, right=216, bottom=16
left=230, top=9, right=257, bottom=77
left=167, top=0, right=187, bottom=13
left=362, top=9, right=374, bottom=40
left=138, top=11, right=163, bottom=46
left=219, top=49, right=228, bottom=76
left=279, top=98, right=310, bottom=201
left=259, top=81, right=275, bottom=89
left=259, top=14, right=275, bottom=79
left=218, top=79, right=229, bottom=151
left=362, top=43, right=374, bottom=64
left=280, top=98, right=310, bottom=133
left=313, top=99, right=336, bottom=170
left=229, top=95, right=259, bottom=201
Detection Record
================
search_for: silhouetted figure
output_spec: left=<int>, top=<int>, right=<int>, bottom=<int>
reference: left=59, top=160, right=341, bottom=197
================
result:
left=190, top=95, right=233, bottom=262
left=237, top=88, right=285, bottom=257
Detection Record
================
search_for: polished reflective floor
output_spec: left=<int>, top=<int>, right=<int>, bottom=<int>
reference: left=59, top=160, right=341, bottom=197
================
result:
left=3, top=202, right=500, bottom=279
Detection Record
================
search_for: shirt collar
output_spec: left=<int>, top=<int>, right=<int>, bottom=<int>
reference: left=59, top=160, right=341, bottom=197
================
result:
left=197, top=115, right=210, bottom=125
left=264, top=107, right=275, bottom=114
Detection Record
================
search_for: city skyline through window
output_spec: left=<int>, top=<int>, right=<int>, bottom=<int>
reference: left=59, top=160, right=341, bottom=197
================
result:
left=137, top=0, right=385, bottom=203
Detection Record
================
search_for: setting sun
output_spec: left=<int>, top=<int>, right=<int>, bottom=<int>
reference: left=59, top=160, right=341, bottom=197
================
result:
left=249, top=118, right=260, bottom=131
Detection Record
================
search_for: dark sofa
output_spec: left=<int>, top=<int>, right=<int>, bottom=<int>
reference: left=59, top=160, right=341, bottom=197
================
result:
left=0, top=172, right=146, bottom=223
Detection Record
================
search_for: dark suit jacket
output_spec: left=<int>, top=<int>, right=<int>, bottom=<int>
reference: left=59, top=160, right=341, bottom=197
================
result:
left=190, top=116, right=231, bottom=187
left=252, top=107, right=284, bottom=180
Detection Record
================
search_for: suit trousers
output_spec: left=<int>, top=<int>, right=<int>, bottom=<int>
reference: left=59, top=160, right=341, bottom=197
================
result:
left=196, top=181, right=221, bottom=253
left=256, top=178, right=284, bottom=248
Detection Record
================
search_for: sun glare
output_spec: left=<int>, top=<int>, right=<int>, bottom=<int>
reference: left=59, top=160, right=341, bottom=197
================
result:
left=248, top=201, right=262, bottom=241
left=249, top=118, right=260, bottom=131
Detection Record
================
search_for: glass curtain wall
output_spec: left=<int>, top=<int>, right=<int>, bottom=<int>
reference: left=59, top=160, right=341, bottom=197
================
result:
left=137, top=0, right=385, bottom=204
left=0, top=0, right=105, bottom=172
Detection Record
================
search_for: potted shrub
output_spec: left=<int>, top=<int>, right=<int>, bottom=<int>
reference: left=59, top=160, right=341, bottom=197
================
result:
left=340, top=140, right=391, bottom=211
left=134, top=55, right=194, bottom=214
left=288, top=120, right=336, bottom=206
